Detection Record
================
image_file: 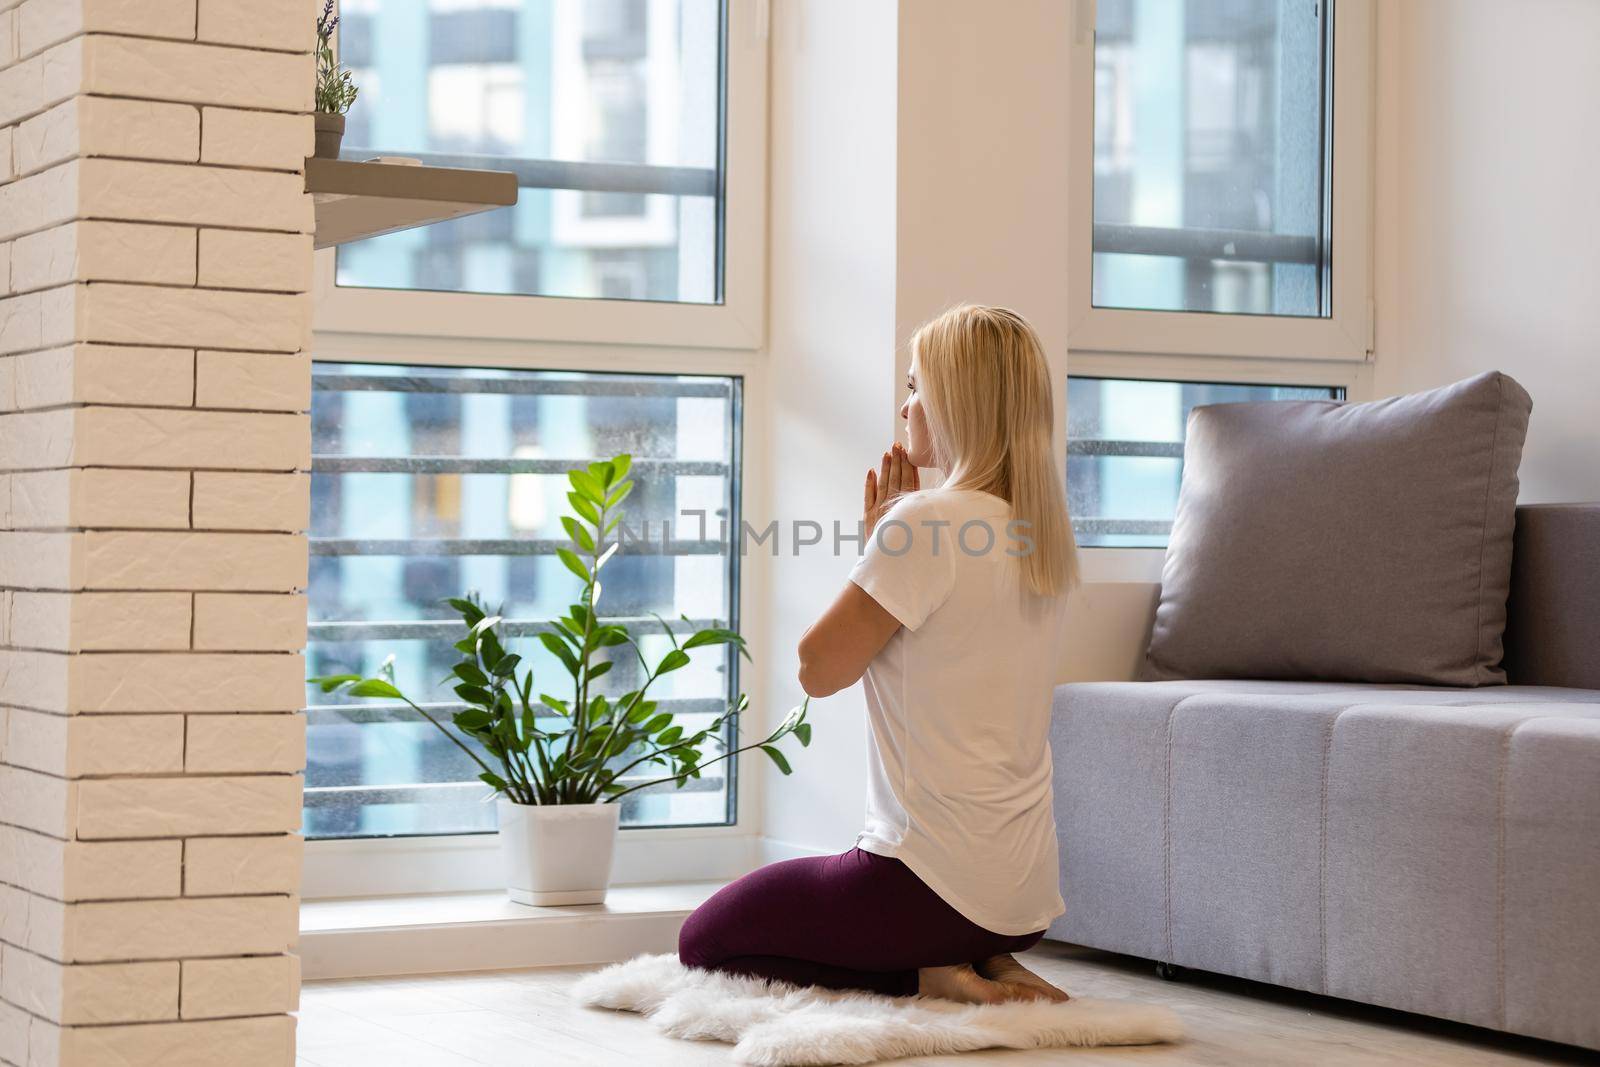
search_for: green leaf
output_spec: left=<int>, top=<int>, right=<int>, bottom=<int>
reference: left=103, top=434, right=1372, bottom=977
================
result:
left=539, top=693, right=571, bottom=716
left=587, top=459, right=615, bottom=487
left=646, top=611, right=680, bottom=647
left=683, top=627, right=743, bottom=651
left=568, top=469, right=605, bottom=502
left=491, top=653, right=521, bottom=678
left=347, top=678, right=404, bottom=700
left=548, top=617, right=584, bottom=646
left=775, top=699, right=807, bottom=737
left=795, top=723, right=812, bottom=747
left=453, top=662, right=489, bottom=686
left=643, top=713, right=673, bottom=734
left=611, top=454, right=632, bottom=483
left=656, top=649, right=691, bottom=674
left=597, top=626, right=630, bottom=647
left=454, top=683, right=493, bottom=707
left=604, top=479, right=634, bottom=509
left=761, top=745, right=793, bottom=775
left=588, top=659, right=614, bottom=682
left=478, top=771, right=509, bottom=793
left=626, top=701, right=653, bottom=724
left=537, top=632, right=580, bottom=676
left=658, top=725, right=683, bottom=746
left=562, top=515, right=596, bottom=552
left=587, top=695, right=609, bottom=724
left=479, top=628, right=507, bottom=671
left=454, top=708, right=492, bottom=731
left=446, top=597, right=485, bottom=625
left=568, top=491, right=599, bottom=525
left=556, top=548, right=591, bottom=585
left=308, top=673, right=360, bottom=692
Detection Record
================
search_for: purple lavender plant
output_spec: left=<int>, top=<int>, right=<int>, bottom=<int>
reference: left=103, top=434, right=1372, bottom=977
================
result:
left=315, top=0, right=358, bottom=115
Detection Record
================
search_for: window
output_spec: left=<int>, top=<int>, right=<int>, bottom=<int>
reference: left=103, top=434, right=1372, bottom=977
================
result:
left=1068, top=0, right=1372, bottom=359
left=314, top=0, right=764, bottom=350
left=1093, top=0, right=1329, bottom=317
left=1066, top=376, right=1345, bottom=547
left=332, top=0, right=724, bottom=304
left=304, top=362, right=744, bottom=840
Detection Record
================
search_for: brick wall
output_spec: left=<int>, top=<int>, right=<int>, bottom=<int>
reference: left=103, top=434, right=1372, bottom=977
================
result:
left=0, top=1, right=314, bottom=1063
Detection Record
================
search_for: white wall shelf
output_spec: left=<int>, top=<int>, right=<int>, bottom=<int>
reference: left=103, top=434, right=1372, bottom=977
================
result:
left=307, top=157, right=519, bottom=250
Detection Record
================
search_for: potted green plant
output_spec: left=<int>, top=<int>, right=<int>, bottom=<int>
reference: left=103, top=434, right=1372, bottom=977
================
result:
left=313, top=0, right=358, bottom=159
left=311, top=454, right=811, bottom=905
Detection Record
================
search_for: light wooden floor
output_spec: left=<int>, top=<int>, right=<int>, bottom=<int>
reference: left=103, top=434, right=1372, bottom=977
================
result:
left=296, top=942, right=1595, bottom=1066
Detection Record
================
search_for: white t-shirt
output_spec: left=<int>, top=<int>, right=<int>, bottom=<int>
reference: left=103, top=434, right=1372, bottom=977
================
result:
left=846, top=486, right=1071, bottom=936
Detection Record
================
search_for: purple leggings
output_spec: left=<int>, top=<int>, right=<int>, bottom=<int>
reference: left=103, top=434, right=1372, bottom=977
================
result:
left=677, top=847, right=1046, bottom=996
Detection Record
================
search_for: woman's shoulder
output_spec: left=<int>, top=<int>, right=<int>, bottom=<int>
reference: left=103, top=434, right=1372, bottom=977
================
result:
left=884, top=486, right=1005, bottom=518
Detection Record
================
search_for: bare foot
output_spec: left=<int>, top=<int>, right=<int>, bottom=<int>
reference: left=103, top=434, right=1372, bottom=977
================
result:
left=916, top=963, right=1011, bottom=1004
left=976, top=953, right=1072, bottom=1003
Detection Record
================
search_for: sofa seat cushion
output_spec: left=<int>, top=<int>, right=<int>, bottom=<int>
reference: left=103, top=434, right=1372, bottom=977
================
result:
left=1049, top=680, right=1600, bottom=1049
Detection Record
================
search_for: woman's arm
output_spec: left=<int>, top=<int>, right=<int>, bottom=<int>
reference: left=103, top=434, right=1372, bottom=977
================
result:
left=797, top=442, right=919, bottom=698
left=797, top=583, right=900, bottom=698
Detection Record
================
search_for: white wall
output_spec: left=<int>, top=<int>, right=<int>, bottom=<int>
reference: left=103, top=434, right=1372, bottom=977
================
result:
left=759, top=0, right=899, bottom=856
left=760, top=0, right=1600, bottom=858
left=1373, top=0, right=1600, bottom=503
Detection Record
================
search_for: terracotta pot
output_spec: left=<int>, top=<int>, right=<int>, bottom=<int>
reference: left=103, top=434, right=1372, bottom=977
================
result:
left=313, top=112, right=345, bottom=159
left=496, top=799, right=620, bottom=906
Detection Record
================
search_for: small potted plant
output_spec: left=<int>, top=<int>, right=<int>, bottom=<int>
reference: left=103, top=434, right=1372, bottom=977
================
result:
left=313, top=0, right=358, bottom=159
left=312, top=455, right=811, bottom=905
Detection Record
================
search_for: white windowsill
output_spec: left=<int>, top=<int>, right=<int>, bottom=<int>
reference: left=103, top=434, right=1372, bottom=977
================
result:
left=299, top=882, right=725, bottom=981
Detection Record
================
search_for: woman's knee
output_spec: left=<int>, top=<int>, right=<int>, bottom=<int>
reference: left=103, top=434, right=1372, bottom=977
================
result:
left=677, top=905, right=720, bottom=969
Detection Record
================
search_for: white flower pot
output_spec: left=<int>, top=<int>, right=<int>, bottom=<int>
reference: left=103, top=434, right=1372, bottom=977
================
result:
left=496, top=798, right=620, bottom=906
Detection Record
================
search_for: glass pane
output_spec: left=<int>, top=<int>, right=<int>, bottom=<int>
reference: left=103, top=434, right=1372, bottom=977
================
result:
left=1066, top=376, right=1344, bottom=547
left=305, top=362, right=743, bottom=839
left=1093, top=0, right=1331, bottom=316
left=333, top=0, right=723, bottom=303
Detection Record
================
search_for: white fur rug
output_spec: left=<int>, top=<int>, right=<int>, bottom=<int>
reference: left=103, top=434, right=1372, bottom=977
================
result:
left=572, top=953, right=1184, bottom=1065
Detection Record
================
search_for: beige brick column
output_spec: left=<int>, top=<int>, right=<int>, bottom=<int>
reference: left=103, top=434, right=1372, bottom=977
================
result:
left=0, top=1, right=314, bottom=1063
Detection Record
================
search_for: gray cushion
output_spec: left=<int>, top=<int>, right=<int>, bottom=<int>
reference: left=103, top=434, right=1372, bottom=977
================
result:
left=1504, top=504, right=1600, bottom=689
left=1144, top=371, right=1532, bottom=686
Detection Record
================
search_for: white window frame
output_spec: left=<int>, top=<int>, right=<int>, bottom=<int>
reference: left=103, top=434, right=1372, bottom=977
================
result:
left=1068, top=352, right=1374, bottom=584
left=312, top=0, right=768, bottom=351
left=1066, top=0, right=1376, bottom=586
left=1066, top=0, right=1375, bottom=362
left=303, top=0, right=771, bottom=899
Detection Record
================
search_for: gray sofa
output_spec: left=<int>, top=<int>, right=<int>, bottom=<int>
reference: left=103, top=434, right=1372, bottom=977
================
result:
left=1047, top=504, right=1600, bottom=1050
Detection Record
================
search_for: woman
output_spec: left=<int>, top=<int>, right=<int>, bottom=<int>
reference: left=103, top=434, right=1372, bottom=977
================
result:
left=678, top=304, right=1080, bottom=1005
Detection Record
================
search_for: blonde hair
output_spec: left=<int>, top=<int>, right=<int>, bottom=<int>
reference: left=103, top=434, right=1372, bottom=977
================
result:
left=906, top=303, right=1080, bottom=598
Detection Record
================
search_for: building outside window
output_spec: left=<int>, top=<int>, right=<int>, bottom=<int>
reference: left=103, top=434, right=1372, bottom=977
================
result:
left=302, top=0, right=749, bottom=854
left=332, top=0, right=721, bottom=303
left=304, top=364, right=743, bottom=840
left=1091, top=0, right=1330, bottom=318
left=1067, top=0, right=1370, bottom=550
left=1066, top=377, right=1345, bottom=548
